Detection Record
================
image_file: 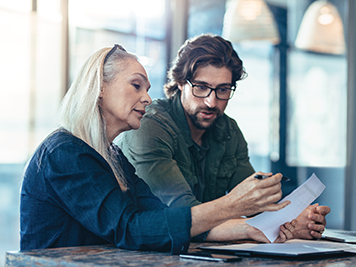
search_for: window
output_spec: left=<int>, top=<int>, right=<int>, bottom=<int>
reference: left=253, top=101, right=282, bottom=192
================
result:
left=0, top=0, right=168, bottom=263
left=68, top=0, right=167, bottom=100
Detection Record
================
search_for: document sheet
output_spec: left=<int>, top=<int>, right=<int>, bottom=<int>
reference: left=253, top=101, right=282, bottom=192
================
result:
left=247, top=173, right=326, bottom=242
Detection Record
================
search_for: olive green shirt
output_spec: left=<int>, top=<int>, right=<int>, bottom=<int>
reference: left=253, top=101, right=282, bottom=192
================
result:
left=117, top=92, right=254, bottom=207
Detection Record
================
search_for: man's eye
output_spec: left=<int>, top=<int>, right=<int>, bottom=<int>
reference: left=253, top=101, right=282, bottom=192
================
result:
left=196, top=85, right=209, bottom=90
left=217, top=88, right=230, bottom=93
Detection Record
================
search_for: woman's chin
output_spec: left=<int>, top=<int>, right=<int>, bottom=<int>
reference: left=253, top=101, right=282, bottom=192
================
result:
left=130, top=123, right=141, bottom=131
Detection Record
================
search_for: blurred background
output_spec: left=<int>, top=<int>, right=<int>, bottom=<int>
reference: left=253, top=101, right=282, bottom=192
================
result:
left=1, top=0, right=355, bottom=265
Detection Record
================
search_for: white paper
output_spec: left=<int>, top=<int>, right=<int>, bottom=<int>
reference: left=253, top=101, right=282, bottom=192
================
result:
left=247, top=173, right=326, bottom=242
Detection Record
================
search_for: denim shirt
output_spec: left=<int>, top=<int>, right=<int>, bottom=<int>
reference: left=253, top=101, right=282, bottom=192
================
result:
left=118, top=91, right=255, bottom=208
left=20, top=130, right=191, bottom=254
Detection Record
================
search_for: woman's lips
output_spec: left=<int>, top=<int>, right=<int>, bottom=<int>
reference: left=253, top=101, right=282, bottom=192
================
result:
left=135, top=109, right=146, bottom=116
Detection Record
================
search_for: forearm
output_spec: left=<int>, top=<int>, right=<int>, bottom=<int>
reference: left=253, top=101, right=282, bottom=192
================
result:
left=206, top=218, right=297, bottom=244
left=190, top=196, right=233, bottom=237
left=205, top=218, right=249, bottom=241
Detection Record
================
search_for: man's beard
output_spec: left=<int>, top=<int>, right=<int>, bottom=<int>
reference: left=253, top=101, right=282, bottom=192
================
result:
left=187, top=108, right=221, bottom=130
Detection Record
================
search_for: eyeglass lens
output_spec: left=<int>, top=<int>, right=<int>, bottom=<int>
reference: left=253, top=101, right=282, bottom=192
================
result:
left=187, top=80, right=235, bottom=100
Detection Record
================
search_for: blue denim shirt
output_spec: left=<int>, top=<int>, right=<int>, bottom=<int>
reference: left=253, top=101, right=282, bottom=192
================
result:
left=20, top=130, right=191, bottom=254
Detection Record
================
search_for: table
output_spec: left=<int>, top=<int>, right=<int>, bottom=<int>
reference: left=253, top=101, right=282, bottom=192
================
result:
left=5, top=242, right=356, bottom=267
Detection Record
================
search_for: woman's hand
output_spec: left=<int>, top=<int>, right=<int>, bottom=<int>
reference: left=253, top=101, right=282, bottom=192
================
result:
left=225, top=172, right=290, bottom=217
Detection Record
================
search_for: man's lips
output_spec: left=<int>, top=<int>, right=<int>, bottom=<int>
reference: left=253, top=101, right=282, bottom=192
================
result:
left=199, top=111, right=216, bottom=119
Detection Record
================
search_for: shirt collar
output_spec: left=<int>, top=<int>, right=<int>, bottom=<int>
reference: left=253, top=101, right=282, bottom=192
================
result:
left=170, top=91, right=195, bottom=147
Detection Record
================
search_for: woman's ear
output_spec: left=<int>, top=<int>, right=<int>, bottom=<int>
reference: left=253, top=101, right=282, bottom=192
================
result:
left=99, top=86, right=105, bottom=99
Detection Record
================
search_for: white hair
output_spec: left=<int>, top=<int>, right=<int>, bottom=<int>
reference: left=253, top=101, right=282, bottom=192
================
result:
left=58, top=46, right=138, bottom=190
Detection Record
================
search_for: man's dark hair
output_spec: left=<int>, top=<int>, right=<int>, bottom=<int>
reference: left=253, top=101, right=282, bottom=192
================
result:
left=164, top=33, right=247, bottom=99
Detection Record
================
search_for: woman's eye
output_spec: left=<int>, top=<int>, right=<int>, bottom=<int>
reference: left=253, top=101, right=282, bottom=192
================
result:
left=133, top=83, right=140, bottom=89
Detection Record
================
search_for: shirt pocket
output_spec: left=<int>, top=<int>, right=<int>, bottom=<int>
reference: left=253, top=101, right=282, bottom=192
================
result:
left=217, top=156, right=237, bottom=178
left=216, top=157, right=237, bottom=196
left=176, top=159, right=198, bottom=189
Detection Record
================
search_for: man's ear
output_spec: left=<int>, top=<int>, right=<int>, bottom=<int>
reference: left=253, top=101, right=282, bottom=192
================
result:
left=177, top=83, right=184, bottom=92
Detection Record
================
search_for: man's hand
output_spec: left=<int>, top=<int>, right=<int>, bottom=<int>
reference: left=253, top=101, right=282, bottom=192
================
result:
left=226, top=172, right=290, bottom=217
left=247, top=219, right=297, bottom=243
left=274, top=220, right=297, bottom=243
left=292, top=203, right=331, bottom=239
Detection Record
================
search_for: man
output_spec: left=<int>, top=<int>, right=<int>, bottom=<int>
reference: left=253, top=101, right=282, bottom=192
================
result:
left=118, top=33, right=329, bottom=239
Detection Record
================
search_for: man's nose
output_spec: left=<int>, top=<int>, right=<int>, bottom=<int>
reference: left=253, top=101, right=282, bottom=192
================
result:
left=204, top=91, right=218, bottom=108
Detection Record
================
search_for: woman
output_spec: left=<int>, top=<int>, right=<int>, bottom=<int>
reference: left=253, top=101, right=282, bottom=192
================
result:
left=20, top=44, right=295, bottom=254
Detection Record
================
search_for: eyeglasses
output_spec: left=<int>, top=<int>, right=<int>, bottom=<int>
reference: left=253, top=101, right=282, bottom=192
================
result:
left=104, top=44, right=126, bottom=64
left=186, top=80, right=236, bottom=100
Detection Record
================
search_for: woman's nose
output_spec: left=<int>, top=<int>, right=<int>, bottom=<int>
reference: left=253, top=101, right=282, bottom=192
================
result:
left=142, top=91, right=152, bottom=105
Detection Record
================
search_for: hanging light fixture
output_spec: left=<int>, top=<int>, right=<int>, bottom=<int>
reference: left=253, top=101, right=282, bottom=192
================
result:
left=295, top=0, right=345, bottom=55
left=222, top=0, right=280, bottom=44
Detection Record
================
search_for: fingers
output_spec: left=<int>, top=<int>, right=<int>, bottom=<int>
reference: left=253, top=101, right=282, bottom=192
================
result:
left=308, top=213, right=327, bottom=225
left=308, top=222, right=325, bottom=233
left=251, top=174, right=287, bottom=212
left=255, top=173, right=283, bottom=188
left=229, top=172, right=287, bottom=216
left=252, top=173, right=284, bottom=204
left=281, top=223, right=294, bottom=239
left=276, top=229, right=287, bottom=243
left=247, top=172, right=272, bottom=181
left=264, top=200, right=291, bottom=212
left=291, top=219, right=298, bottom=228
left=300, top=222, right=326, bottom=240
left=284, top=220, right=296, bottom=237
left=310, top=230, right=323, bottom=239
left=247, top=226, right=271, bottom=243
left=316, top=205, right=331, bottom=216
left=275, top=220, right=297, bottom=243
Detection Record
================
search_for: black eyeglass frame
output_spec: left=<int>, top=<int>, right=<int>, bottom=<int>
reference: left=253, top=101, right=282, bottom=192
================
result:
left=104, top=44, right=126, bottom=64
left=186, top=80, right=236, bottom=100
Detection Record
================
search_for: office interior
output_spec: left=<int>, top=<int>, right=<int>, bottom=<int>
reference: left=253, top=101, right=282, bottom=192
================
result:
left=1, top=0, right=355, bottom=264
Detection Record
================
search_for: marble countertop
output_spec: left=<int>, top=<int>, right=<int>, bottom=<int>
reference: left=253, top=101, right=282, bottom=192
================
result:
left=5, top=242, right=356, bottom=267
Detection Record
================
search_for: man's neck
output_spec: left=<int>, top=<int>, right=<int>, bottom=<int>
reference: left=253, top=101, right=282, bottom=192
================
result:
left=184, top=113, right=205, bottom=146
left=190, top=127, right=205, bottom=146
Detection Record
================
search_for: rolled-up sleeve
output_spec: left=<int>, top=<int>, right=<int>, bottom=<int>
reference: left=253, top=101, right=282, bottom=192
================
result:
left=164, top=207, right=191, bottom=254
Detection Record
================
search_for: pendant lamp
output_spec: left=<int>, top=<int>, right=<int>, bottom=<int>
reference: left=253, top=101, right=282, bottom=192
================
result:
left=295, top=0, right=345, bottom=55
left=222, top=0, right=280, bottom=44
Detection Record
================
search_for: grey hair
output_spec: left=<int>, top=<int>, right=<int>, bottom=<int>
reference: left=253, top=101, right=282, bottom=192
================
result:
left=58, top=46, right=138, bottom=191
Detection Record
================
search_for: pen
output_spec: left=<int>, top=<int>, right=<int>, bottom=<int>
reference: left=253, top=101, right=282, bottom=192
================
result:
left=254, top=175, right=290, bottom=182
